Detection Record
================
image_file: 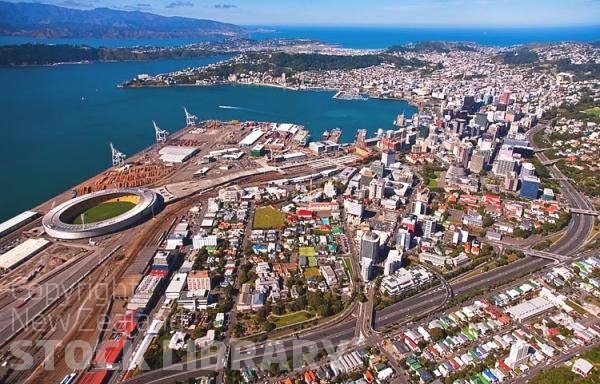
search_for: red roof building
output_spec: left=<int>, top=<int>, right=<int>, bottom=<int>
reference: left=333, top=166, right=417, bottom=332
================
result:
left=297, top=209, right=313, bottom=218
left=78, top=370, right=108, bottom=384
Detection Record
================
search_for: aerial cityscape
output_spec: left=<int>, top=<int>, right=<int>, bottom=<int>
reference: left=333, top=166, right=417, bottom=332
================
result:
left=0, top=1, right=599, bottom=384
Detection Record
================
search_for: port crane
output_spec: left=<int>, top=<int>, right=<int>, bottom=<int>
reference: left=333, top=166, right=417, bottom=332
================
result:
left=153, top=120, right=169, bottom=143
left=110, top=142, right=126, bottom=167
left=184, top=107, right=198, bottom=127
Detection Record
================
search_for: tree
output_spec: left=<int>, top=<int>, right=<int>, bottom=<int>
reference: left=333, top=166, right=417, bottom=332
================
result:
left=262, top=322, right=276, bottom=332
left=429, top=327, right=446, bottom=342
left=482, top=214, right=494, bottom=228
left=268, top=362, right=281, bottom=377
left=273, top=302, right=285, bottom=315
left=357, top=291, right=368, bottom=303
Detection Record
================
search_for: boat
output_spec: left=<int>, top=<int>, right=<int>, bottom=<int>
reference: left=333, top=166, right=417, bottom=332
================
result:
left=322, top=130, right=330, bottom=140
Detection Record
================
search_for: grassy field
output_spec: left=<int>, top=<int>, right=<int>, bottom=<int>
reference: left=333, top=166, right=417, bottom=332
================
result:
left=299, top=246, right=316, bottom=257
left=72, top=201, right=136, bottom=224
left=343, top=258, right=354, bottom=279
left=253, top=206, right=285, bottom=229
left=303, top=267, right=320, bottom=279
left=427, top=171, right=442, bottom=188
left=269, top=311, right=312, bottom=327
left=585, top=106, right=600, bottom=117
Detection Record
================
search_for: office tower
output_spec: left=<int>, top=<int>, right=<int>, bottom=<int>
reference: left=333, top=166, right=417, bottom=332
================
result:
left=520, top=162, right=536, bottom=179
left=520, top=176, right=540, bottom=199
left=361, top=257, right=373, bottom=282
left=396, top=228, right=412, bottom=251
left=422, top=217, right=437, bottom=239
left=384, top=250, right=403, bottom=276
left=361, top=231, right=380, bottom=262
left=469, top=151, right=486, bottom=174
left=381, top=150, right=395, bottom=167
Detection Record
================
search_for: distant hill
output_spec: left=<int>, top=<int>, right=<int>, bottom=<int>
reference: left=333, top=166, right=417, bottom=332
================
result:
left=0, top=1, right=246, bottom=39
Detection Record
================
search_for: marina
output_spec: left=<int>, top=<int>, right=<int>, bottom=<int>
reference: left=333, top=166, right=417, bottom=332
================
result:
left=333, top=90, right=369, bottom=100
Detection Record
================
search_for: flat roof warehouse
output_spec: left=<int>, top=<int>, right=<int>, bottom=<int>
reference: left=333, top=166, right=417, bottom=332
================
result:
left=0, top=211, right=39, bottom=237
left=158, top=146, right=199, bottom=164
left=0, top=238, right=50, bottom=270
left=239, top=129, right=265, bottom=146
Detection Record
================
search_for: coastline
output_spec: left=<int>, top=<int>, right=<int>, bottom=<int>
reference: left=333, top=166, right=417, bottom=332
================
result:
left=119, top=80, right=420, bottom=110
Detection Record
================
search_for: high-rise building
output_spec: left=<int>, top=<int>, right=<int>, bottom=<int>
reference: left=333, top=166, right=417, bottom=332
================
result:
left=422, top=217, right=438, bottom=239
left=493, top=154, right=517, bottom=176
left=395, top=113, right=406, bottom=127
left=361, top=257, right=373, bottom=282
left=381, top=150, right=395, bottom=167
left=361, top=231, right=380, bottom=263
left=520, top=176, right=540, bottom=199
left=475, top=112, right=488, bottom=127
left=411, top=200, right=426, bottom=216
left=469, top=151, right=486, bottom=174
left=368, top=178, right=385, bottom=200
left=520, top=162, right=536, bottom=179
left=384, top=250, right=403, bottom=276
left=463, top=95, right=475, bottom=111
left=371, top=160, right=385, bottom=177
left=396, top=228, right=412, bottom=251
left=499, top=91, right=511, bottom=105
left=506, top=340, right=530, bottom=369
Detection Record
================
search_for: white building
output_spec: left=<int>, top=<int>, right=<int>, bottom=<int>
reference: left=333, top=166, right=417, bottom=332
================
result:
left=344, top=200, right=364, bottom=218
left=165, top=273, right=187, bottom=300
left=192, top=234, right=218, bottom=250
left=323, top=181, right=337, bottom=199
left=218, top=185, right=243, bottom=202
left=506, top=340, right=530, bottom=369
left=384, top=250, right=403, bottom=276
left=419, top=252, right=448, bottom=268
left=396, top=228, right=411, bottom=251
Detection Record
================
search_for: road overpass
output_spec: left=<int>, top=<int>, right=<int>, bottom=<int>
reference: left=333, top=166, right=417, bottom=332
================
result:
left=570, top=208, right=599, bottom=216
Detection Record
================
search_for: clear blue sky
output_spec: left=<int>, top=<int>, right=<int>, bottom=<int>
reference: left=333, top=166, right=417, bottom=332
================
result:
left=15, top=0, right=600, bottom=26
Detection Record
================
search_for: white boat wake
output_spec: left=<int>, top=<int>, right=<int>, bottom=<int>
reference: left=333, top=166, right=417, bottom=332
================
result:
left=218, top=105, right=274, bottom=115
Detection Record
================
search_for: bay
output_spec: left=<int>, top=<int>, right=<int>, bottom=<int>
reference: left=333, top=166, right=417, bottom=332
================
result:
left=2, top=25, right=598, bottom=49
left=0, top=56, right=415, bottom=221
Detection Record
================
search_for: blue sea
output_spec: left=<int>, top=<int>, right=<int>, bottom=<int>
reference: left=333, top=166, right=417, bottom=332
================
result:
left=0, top=25, right=598, bottom=221
left=1, top=25, right=598, bottom=48
left=0, top=56, right=415, bottom=221
left=249, top=25, right=600, bottom=49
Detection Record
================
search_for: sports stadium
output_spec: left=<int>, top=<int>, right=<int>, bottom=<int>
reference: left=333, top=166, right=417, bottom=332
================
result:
left=42, top=188, right=160, bottom=239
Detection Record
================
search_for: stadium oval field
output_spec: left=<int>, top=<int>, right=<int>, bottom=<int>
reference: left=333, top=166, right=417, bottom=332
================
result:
left=42, top=188, right=160, bottom=239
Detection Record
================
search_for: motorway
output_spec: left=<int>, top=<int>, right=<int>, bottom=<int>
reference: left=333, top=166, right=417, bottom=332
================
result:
left=117, top=124, right=598, bottom=383
left=527, top=125, right=596, bottom=256
left=123, top=255, right=551, bottom=383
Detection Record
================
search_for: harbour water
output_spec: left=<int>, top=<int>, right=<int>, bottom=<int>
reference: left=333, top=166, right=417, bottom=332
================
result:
left=2, top=25, right=596, bottom=221
left=0, top=56, right=416, bottom=221
left=1, top=25, right=598, bottom=49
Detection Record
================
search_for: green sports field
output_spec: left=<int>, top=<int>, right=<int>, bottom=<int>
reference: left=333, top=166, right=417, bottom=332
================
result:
left=72, top=201, right=136, bottom=224
left=253, top=206, right=285, bottom=229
